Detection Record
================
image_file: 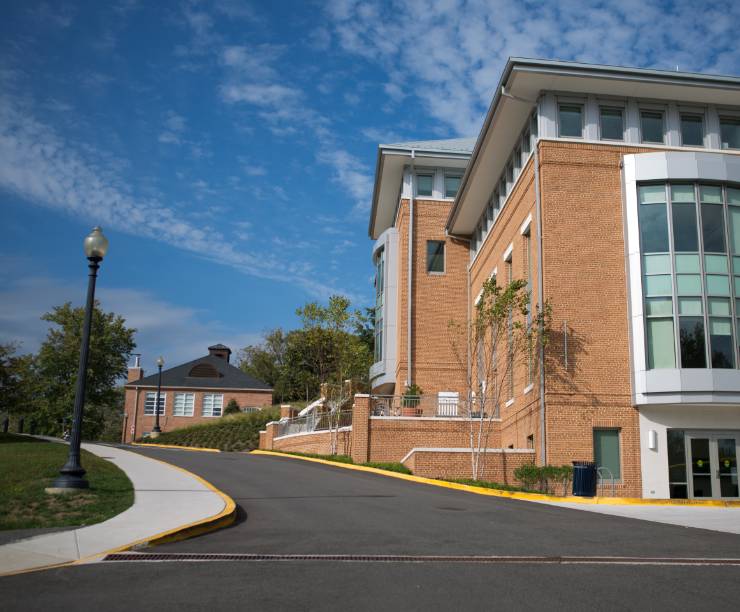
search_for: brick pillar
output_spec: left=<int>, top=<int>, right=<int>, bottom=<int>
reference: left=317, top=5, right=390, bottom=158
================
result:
left=350, top=394, right=370, bottom=463
left=261, top=421, right=279, bottom=450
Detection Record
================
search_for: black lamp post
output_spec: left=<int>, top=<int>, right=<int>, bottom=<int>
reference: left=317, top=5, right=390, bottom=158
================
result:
left=151, top=356, right=165, bottom=437
left=49, top=227, right=109, bottom=492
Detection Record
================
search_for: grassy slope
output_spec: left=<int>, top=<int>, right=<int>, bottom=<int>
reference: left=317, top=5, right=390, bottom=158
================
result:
left=0, top=433, right=134, bottom=530
left=138, top=408, right=280, bottom=451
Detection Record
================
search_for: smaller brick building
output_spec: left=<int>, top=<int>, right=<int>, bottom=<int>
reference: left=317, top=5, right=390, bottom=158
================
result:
left=122, top=344, right=272, bottom=443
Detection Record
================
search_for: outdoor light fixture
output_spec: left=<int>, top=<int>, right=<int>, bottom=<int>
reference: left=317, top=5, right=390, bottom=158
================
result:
left=648, top=429, right=658, bottom=451
left=49, top=227, right=109, bottom=492
left=151, top=356, right=165, bottom=438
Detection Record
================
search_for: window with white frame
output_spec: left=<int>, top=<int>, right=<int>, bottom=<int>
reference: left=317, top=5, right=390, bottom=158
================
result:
left=444, top=174, right=462, bottom=198
left=427, top=240, right=445, bottom=273
left=680, top=113, right=704, bottom=147
left=416, top=174, right=433, bottom=197
left=202, top=394, right=224, bottom=417
left=144, top=392, right=166, bottom=416
left=599, top=107, right=624, bottom=141
left=523, top=230, right=534, bottom=387
left=505, top=253, right=514, bottom=400
left=640, top=110, right=664, bottom=144
left=558, top=104, right=583, bottom=138
left=720, top=116, right=740, bottom=150
left=173, top=392, right=195, bottom=417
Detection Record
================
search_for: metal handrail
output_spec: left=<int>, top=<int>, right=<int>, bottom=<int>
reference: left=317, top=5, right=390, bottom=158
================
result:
left=596, top=466, right=616, bottom=497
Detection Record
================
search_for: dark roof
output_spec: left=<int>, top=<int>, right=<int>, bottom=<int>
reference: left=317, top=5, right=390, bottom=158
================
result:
left=125, top=354, right=272, bottom=391
left=208, top=343, right=231, bottom=351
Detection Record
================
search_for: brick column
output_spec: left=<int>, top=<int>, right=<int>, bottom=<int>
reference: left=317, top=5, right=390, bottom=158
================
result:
left=261, top=421, right=279, bottom=450
left=350, top=394, right=370, bottom=463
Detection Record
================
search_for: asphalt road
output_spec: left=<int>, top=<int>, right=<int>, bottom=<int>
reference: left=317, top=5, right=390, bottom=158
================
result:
left=3, top=447, right=740, bottom=611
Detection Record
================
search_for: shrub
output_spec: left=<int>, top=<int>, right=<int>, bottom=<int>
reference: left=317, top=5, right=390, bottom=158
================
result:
left=361, top=461, right=412, bottom=474
left=513, top=463, right=573, bottom=495
left=223, top=399, right=241, bottom=416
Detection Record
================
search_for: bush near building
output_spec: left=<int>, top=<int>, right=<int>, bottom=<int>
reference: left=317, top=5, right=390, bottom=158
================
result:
left=138, top=408, right=280, bottom=452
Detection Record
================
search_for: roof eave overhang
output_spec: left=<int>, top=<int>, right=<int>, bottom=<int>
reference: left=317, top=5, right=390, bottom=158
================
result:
left=447, top=57, right=740, bottom=236
left=369, top=145, right=471, bottom=240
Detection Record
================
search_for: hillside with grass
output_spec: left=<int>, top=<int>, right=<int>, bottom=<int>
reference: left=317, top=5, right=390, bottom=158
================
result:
left=138, top=408, right=280, bottom=451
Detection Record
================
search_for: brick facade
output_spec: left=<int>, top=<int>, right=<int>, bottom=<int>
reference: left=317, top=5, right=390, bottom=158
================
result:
left=402, top=448, right=535, bottom=484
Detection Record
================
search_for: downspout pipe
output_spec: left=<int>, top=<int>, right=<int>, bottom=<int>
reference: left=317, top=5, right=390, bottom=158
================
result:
left=407, top=150, right=415, bottom=388
left=533, top=139, right=547, bottom=466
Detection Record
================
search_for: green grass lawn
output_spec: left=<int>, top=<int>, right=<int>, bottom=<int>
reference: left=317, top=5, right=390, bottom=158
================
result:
left=0, top=433, right=134, bottom=531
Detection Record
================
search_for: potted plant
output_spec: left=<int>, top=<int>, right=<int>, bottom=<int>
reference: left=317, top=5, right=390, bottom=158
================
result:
left=401, top=384, right=423, bottom=417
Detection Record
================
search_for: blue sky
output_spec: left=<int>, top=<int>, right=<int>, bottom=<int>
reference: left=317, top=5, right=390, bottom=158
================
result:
left=2, top=0, right=739, bottom=371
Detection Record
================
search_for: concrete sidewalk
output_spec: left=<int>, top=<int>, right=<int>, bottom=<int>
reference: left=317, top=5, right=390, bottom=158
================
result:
left=0, top=441, right=232, bottom=576
left=536, top=500, right=740, bottom=534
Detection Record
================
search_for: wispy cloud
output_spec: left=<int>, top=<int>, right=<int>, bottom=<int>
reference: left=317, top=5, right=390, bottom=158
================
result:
left=0, top=95, right=351, bottom=300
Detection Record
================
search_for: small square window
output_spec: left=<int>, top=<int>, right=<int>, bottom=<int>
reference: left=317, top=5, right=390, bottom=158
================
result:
left=427, top=240, right=445, bottom=273
left=558, top=104, right=583, bottom=138
left=641, top=111, right=664, bottom=143
left=444, top=175, right=461, bottom=198
left=416, top=174, right=433, bottom=196
left=680, top=114, right=704, bottom=147
left=599, top=107, right=623, bottom=140
left=720, top=117, right=740, bottom=150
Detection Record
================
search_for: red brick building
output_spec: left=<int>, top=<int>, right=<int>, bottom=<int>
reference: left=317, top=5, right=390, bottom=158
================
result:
left=123, top=344, right=272, bottom=443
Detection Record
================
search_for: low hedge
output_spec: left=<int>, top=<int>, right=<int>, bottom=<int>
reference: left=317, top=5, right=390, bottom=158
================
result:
left=513, top=463, right=573, bottom=495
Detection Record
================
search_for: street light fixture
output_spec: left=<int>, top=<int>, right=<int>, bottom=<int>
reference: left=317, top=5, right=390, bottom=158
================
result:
left=151, top=356, right=165, bottom=438
left=49, top=227, right=109, bottom=492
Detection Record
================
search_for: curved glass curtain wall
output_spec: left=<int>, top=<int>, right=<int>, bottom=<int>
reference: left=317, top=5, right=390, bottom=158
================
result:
left=640, top=183, right=740, bottom=369
left=373, top=247, right=385, bottom=364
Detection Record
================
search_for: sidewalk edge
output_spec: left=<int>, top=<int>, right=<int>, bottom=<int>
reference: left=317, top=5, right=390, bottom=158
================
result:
left=130, top=441, right=221, bottom=453
left=250, top=449, right=740, bottom=508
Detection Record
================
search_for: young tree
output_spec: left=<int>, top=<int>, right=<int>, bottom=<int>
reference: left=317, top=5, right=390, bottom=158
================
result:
left=449, top=276, right=550, bottom=480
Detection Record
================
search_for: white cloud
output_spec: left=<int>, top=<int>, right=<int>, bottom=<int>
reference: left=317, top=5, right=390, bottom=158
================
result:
left=317, top=149, right=373, bottom=216
left=324, top=0, right=740, bottom=135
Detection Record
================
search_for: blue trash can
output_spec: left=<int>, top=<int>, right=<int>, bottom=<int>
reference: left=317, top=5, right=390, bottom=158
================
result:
left=572, top=461, right=597, bottom=497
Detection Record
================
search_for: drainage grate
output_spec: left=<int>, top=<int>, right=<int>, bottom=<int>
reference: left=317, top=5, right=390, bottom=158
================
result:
left=102, top=552, right=740, bottom=566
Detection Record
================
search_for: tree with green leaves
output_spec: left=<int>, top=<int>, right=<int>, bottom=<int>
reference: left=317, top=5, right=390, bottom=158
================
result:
left=449, top=277, right=551, bottom=480
left=33, top=301, right=136, bottom=437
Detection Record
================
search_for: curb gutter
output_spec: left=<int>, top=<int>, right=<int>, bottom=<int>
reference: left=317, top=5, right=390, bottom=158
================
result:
left=250, top=450, right=740, bottom=508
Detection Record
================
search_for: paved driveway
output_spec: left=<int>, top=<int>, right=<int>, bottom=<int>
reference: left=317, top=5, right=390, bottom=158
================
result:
left=3, top=448, right=740, bottom=611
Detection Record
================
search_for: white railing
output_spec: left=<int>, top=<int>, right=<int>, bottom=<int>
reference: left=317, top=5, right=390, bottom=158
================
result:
left=370, top=395, right=499, bottom=419
left=275, top=410, right=352, bottom=438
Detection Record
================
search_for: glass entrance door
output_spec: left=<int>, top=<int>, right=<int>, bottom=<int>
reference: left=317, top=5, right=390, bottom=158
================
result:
left=717, top=437, right=739, bottom=498
left=687, top=434, right=739, bottom=499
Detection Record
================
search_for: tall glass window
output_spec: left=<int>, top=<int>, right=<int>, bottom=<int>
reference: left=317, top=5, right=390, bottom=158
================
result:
left=667, top=429, right=688, bottom=499
left=640, top=182, right=740, bottom=370
left=594, top=429, right=621, bottom=480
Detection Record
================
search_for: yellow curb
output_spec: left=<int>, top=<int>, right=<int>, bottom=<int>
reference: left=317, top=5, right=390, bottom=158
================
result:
left=131, top=441, right=221, bottom=453
left=1, top=450, right=236, bottom=577
left=251, top=450, right=740, bottom=508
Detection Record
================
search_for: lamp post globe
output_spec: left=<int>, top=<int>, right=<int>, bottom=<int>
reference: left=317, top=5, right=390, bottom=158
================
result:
left=49, top=227, right=109, bottom=492
left=151, top=356, right=165, bottom=438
